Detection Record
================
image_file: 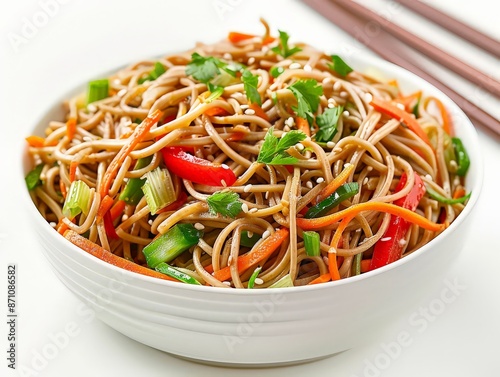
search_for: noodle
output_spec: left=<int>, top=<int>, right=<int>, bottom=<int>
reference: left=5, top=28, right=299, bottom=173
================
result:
left=26, top=23, right=470, bottom=288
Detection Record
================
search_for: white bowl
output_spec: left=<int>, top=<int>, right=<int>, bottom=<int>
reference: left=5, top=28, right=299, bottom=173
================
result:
left=21, top=53, right=483, bottom=366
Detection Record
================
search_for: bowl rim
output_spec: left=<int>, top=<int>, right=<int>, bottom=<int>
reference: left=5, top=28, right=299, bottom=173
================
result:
left=21, top=50, right=484, bottom=295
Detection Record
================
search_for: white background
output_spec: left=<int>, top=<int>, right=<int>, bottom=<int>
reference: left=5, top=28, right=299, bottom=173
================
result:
left=1, top=0, right=499, bottom=376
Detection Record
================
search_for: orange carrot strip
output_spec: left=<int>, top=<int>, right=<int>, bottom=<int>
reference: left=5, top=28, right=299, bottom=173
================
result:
left=226, top=132, right=246, bottom=142
left=100, top=109, right=163, bottom=197
left=66, top=118, right=77, bottom=140
left=308, top=273, right=331, bottom=285
left=327, top=215, right=354, bottom=281
left=59, top=180, right=67, bottom=199
left=109, top=199, right=126, bottom=222
left=297, top=201, right=446, bottom=232
left=205, top=107, right=230, bottom=117
left=313, top=163, right=355, bottom=205
left=25, top=135, right=46, bottom=148
left=370, top=98, right=431, bottom=147
left=262, top=36, right=275, bottom=45
left=69, top=161, right=78, bottom=183
left=56, top=218, right=71, bottom=235
left=249, top=103, right=269, bottom=122
left=360, top=259, right=371, bottom=273
left=64, top=230, right=178, bottom=282
left=296, top=117, right=311, bottom=137
left=213, top=228, right=289, bottom=282
left=395, top=91, right=421, bottom=113
left=228, top=32, right=256, bottom=43
left=427, top=96, right=454, bottom=136
left=452, top=187, right=466, bottom=199
left=97, top=195, right=114, bottom=221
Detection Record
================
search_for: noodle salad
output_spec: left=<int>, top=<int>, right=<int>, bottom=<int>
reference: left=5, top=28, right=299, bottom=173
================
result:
left=25, top=22, right=471, bottom=288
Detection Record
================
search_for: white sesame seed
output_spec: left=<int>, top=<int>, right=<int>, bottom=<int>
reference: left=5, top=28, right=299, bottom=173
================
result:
left=285, top=116, right=295, bottom=127
left=316, top=177, right=325, bottom=184
left=296, top=143, right=305, bottom=151
left=328, top=103, right=336, bottom=108
left=265, top=191, right=269, bottom=200
left=303, top=64, right=312, bottom=72
left=306, top=181, right=313, bottom=189
left=240, top=104, right=249, bottom=110
left=453, top=176, right=461, bottom=186
left=254, top=278, right=264, bottom=285
left=327, top=141, right=335, bottom=149
left=194, top=223, right=205, bottom=230
left=399, top=239, right=407, bottom=246
left=113, top=79, right=121, bottom=85
left=82, top=136, right=92, bottom=142
left=148, top=219, right=153, bottom=225
left=248, top=57, right=256, bottom=65
left=333, top=81, right=342, bottom=91
left=322, top=77, right=332, bottom=84
left=340, top=91, right=349, bottom=98
left=221, top=164, right=229, bottom=170
left=122, top=215, right=129, bottom=221
left=223, top=52, right=232, bottom=60
left=363, top=177, right=369, bottom=185
left=396, top=103, right=405, bottom=110
left=49, top=222, right=57, bottom=228
left=261, top=46, right=269, bottom=53
left=289, top=62, right=301, bottom=69
left=262, top=230, right=271, bottom=239
left=242, top=203, right=249, bottom=213
left=227, top=255, right=233, bottom=265
left=381, top=237, right=392, bottom=242
left=117, top=89, right=127, bottom=97
left=244, top=109, right=256, bottom=115
left=364, top=93, right=373, bottom=103
left=333, top=147, right=342, bottom=153
left=283, top=125, right=291, bottom=132
left=328, top=97, right=336, bottom=104
left=87, top=104, right=97, bottom=112
left=425, top=174, right=433, bottom=181
left=449, top=160, right=458, bottom=170
left=247, top=231, right=253, bottom=238
left=222, top=281, right=231, bottom=286
left=244, top=184, right=252, bottom=193
left=249, top=208, right=258, bottom=213
left=328, top=247, right=337, bottom=254
left=367, top=166, right=373, bottom=171
left=343, top=110, right=350, bottom=117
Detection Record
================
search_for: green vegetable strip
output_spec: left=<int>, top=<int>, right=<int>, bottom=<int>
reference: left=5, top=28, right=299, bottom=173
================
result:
left=247, top=266, right=263, bottom=289
left=143, top=223, right=203, bottom=268
left=328, top=55, right=353, bottom=77
left=25, top=163, right=44, bottom=190
left=270, top=66, right=285, bottom=78
left=452, top=137, right=470, bottom=176
left=155, top=262, right=201, bottom=285
left=141, top=167, right=177, bottom=214
left=305, top=182, right=360, bottom=219
left=87, top=79, right=109, bottom=104
left=303, top=231, right=321, bottom=257
left=62, top=180, right=91, bottom=219
left=119, top=156, right=153, bottom=205
left=269, top=274, right=294, bottom=288
left=426, top=185, right=471, bottom=205
left=240, top=231, right=261, bottom=248
left=352, top=253, right=362, bottom=276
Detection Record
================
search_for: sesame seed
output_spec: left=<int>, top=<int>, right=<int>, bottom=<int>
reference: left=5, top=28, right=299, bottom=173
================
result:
left=364, top=93, right=373, bottom=103
left=117, top=89, right=127, bottom=97
left=343, top=110, right=350, bottom=117
left=328, top=247, right=337, bottom=254
left=247, top=231, right=253, bottom=238
left=240, top=104, right=249, bottom=110
left=285, top=116, right=295, bottom=127
left=333, top=81, right=342, bottom=91
left=381, top=237, right=392, bottom=242
left=449, top=160, right=458, bottom=170
left=316, top=177, right=325, bottom=184
left=244, top=184, right=252, bottom=193
left=122, top=215, right=129, bottom=221
left=262, top=230, right=271, bottom=239
left=289, top=62, right=301, bottom=69
left=248, top=57, right=256, bottom=65
left=322, top=77, right=332, bottom=84
left=222, top=281, right=231, bottom=286
left=396, top=103, right=405, bottom=110
left=283, top=125, right=291, bottom=132
left=333, top=147, right=342, bottom=153
left=87, top=104, right=97, bottom=112
left=223, top=52, right=232, bottom=60
left=254, top=278, right=264, bottom=285
left=453, top=176, right=461, bottom=186
left=399, top=239, right=407, bottom=246
left=265, top=191, right=269, bottom=200
left=227, top=255, right=233, bottom=265
left=221, top=164, right=230, bottom=170
left=148, top=220, right=153, bottom=225
left=363, top=177, right=369, bottom=185
left=367, top=166, right=373, bottom=171
left=49, top=222, right=57, bottom=228
left=425, top=174, right=433, bottom=181
left=249, top=208, right=258, bottom=213
left=242, top=203, right=249, bottom=213
left=340, top=91, right=348, bottom=98
left=244, top=109, right=256, bottom=115
left=326, top=141, right=335, bottom=149
left=306, top=181, right=313, bottom=189
left=261, top=46, right=269, bottom=53
left=82, top=136, right=92, bottom=142
left=194, top=223, right=205, bottom=230
left=296, top=143, right=305, bottom=151
left=303, top=64, right=312, bottom=72
left=113, top=79, right=121, bottom=85
left=328, top=103, right=336, bottom=108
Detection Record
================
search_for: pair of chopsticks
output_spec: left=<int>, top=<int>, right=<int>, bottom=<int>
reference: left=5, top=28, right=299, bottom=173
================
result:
left=301, top=0, right=500, bottom=136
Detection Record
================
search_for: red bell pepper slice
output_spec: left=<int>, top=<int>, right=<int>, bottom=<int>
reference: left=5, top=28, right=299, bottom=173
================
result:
left=369, top=172, right=425, bottom=271
left=161, top=147, right=237, bottom=187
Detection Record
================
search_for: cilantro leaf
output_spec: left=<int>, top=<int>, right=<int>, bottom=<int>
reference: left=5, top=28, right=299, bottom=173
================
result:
left=315, top=106, right=343, bottom=142
left=288, top=79, right=323, bottom=126
left=271, top=30, right=302, bottom=58
left=186, top=53, right=222, bottom=83
left=242, top=70, right=261, bottom=105
left=25, top=163, right=44, bottom=191
left=257, top=127, right=307, bottom=165
left=328, top=55, right=353, bottom=77
left=206, top=191, right=243, bottom=218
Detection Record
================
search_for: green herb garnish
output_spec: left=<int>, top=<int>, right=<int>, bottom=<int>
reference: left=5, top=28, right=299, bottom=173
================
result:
left=242, top=70, right=261, bottom=105
left=271, top=30, right=302, bottom=58
left=207, top=191, right=243, bottom=218
left=257, top=126, right=307, bottom=165
left=328, top=55, right=353, bottom=77
left=288, top=79, right=323, bottom=126
left=315, top=106, right=343, bottom=143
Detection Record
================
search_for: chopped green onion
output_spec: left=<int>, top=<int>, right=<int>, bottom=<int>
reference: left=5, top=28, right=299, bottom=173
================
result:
left=143, top=223, right=203, bottom=268
left=247, top=266, right=263, bottom=289
left=119, top=156, right=153, bottom=205
left=149, top=62, right=166, bottom=80
left=452, top=137, right=470, bottom=177
left=25, top=163, right=44, bottom=191
left=426, top=185, right=471, bottom=205
left=62, top=180, right=91, bottom=219
left=270, top=66, right=285, bottom=78
left=305, top=182, right=359, bottom=219
left=205, top=85, right=224, bottom=103
left=141, top=167, right=177, bottom=214
left=269, top=274, right=294, bottom=288
left=240, top=231, right=261, bottom=248
left=352, top=253, right=362, bottom=276
left=87, top=79, right=109, bottom=104
left=303, top=231, right=321, bottom=257
left=328, top=55, right=353, bottom=77
left=155, top=262, right=201, bottom=285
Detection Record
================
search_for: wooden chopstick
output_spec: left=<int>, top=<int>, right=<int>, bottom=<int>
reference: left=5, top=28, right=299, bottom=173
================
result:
left=394, top=0, right=500, bottom=58
left=301, top=0, right=500, bottom=136
left=332, top=0, right=500, bottom=98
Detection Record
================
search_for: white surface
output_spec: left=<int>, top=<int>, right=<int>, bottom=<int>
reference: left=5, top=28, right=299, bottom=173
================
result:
left=1, top=0, right=499, bottom=376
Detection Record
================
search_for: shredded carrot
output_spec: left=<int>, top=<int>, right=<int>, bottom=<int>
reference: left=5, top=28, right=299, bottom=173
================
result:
left=228, top=31, right=256, bottom=43
left=99, top=109, right=163, bottom=197
left=370, top=98, right=431, bottom=147
left=25, top=135, right=46, bottom=148
left=226, top=132, right=246, bottom=142
left=205, top=107, right=230, bottom=116
left=452, top=186, right=466, bottom=199
left=109, top=199, right=126, bottom=222
left=313, top=163, right=355, bottom=205
left=56, top=218, right=71, bottom=235
left=327, top=215, right=354, bottom=281
left=59, top=180, right=67, bottom=199
left=66, top=118, right=77, bottom=140
left=64, top=230, right=178, bottom=282
left=262, top=36, right=275, bottom=45
left=120, top=130, right=134, bottom=139
left=69, top=161, right=78, bottom=183
left=297, top=201, right=446, bottom=232
left=213, top=228, right=289, bottom=282
left=395, top=91, right=421, bottom=113
left=249, top=103, right=269, bottom=122
left=427, top=96, right=454, bottom=136
left=360, top=259, right=371, bottom=273
left=296, top=117, right=311, bottom=137
left=97, top=195, right=114, bottom=221
left=308, top=273, right=331, bottom=285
